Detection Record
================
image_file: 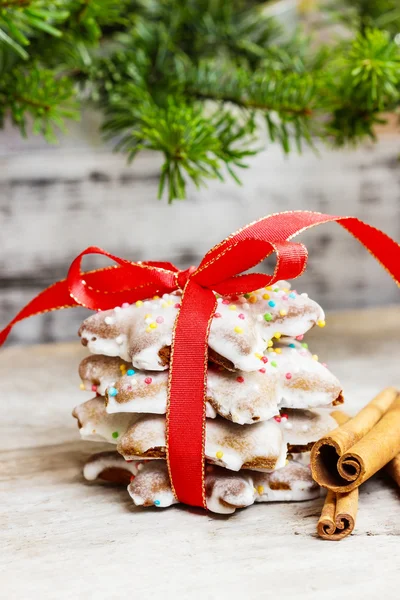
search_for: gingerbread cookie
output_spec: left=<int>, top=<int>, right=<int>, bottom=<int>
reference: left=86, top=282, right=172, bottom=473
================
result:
left=73, top=394, right=336, bottom=464
left=78, top=339, right=341, bottom=425
left=118, top=413, right=287, bottom=471
left=117, top=409, right=337, bottom=471
left=128, top=460, right=319, bottom=513
left=82, top=452, right=319, bottom=513
left=78, top=281, right=324, bottom=372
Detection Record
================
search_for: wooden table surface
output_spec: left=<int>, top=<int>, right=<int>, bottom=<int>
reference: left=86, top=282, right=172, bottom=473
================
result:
left=1, top=306, right=400, bottom=599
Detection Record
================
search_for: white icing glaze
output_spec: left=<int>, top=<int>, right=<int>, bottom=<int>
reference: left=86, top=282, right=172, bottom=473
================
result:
left=83, top=451, right=141, bottom=481
left=106, top=370, right=168, bottom=414
left=105, top=369, right=216, bottom=419
left=206, top=470, right=255, bottom=514
left=251, top=461, right=320, bottom=503
left=279, top=408, right=337, bottom=446
left=211, top=280, right=324, bottom=371
left=79, top=281, right=325, bottom=372
left=78, top=355, right=131, bottom=395
left=79, top=296, right=179, bottom=369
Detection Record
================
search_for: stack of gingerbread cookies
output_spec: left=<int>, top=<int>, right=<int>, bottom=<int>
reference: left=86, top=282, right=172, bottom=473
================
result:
left=73, top=281, right=343, bottom=514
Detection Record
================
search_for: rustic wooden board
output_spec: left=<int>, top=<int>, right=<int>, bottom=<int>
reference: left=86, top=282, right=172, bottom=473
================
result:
left=1, top=306, right=399, bottom=599
left=1, top=134, right=400, bottom=345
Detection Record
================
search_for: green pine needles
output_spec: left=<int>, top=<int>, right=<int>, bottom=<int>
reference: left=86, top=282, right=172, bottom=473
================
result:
left=1, top=0, right=400, bottom=201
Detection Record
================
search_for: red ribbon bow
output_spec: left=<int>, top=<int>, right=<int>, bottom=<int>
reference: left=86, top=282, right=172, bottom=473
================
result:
left=1, top=211, right=399, bottom=508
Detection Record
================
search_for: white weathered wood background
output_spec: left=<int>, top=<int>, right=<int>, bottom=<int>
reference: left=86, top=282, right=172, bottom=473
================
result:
left=1, top=119, right=399, bottom=344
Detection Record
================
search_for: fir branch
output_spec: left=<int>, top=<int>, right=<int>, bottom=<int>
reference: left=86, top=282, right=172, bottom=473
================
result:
left=103, top=95, right=257, bottom=202
left=1, top=1, right=400, bottom=201
left=327, top=29, right=400, bottom=144
left=186, top=66, right=315, bottom=118
left=0, top=62, right=79, bottom=141
left=0, top=0, right=69, bottom=58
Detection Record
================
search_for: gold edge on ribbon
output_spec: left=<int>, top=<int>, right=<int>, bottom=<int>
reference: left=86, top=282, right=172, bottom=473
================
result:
left=77, top=263, right=178, bottom=296
left=338, top=220, right=400, bottom=288
left=165, top=283, right=187, bottom=504
left=285, top=215, right=400, bottom=287
left=199, top=291, right=218, bottom=509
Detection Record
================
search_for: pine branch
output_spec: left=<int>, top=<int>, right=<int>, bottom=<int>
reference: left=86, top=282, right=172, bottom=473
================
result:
left=327, top=29, right=400, bottom=144
left=0, top=0, right=69, bottom=58
left=0, top=60, right=79, bottom=141
left=103, top=95, right=257, bottom=202
left=186, top=63, right=315, bottom=118
left=1, top=1, right=400, bottom=201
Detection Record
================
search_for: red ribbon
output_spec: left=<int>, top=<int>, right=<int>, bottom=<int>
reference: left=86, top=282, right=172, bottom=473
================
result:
left=1, top=211, right=399, bottom=508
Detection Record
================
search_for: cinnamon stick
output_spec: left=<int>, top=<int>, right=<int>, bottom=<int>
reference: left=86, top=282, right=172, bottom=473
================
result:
left=312, top=388, right=400, bottom=492
left=331, top=409, right=400, bottom=489
left=317, top=488, right=358, bottom=541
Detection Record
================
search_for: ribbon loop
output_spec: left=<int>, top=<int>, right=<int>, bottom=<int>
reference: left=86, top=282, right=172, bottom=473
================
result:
left=67, top=246, right=178, bottom=311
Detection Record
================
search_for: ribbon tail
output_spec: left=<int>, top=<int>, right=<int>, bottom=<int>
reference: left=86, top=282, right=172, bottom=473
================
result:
left=337, top=218, right=400, bottom=286
left=195, top=211, right=400, bottom=290
left=0, top=279, right=78, bottom=345
left=166, top=280, right=217, bottom=508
